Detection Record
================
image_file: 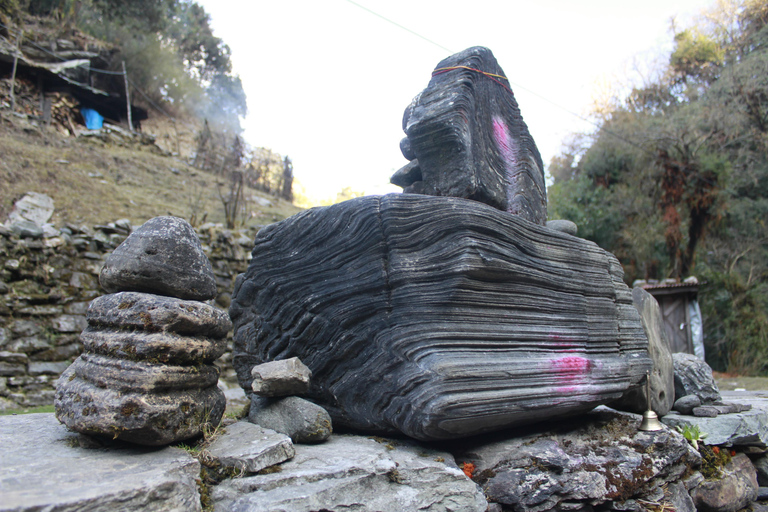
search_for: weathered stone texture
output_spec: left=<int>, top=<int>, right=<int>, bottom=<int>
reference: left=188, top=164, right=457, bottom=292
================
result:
left=0, top=413, right=202, bottom=511
left=211, top=434, right=488, bottom=512
left=394, top=46, right=547, bottom=224
left=250, top=357, right=312, bottom=397
left=611, top=287, right=675, bottom=416
left=99, top=216, right=217, bottom=300
left=205, top=421, right=295, bottom=474
left=455, top=408, right=699, bottom=512
left=673, top=352, right=722, bottom=404
left=231, top=194, right=651, bottom=441
left=249, top=395, right=332, bottom=444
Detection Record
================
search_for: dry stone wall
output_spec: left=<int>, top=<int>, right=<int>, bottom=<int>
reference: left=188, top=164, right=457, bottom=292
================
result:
left=0, top=220, right=256, bottom=410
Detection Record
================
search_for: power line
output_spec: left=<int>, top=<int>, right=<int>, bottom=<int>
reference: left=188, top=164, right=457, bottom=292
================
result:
left=344, top=0, right=454, bottom=54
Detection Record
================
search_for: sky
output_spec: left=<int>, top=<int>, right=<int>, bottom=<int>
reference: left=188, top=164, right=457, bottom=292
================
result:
left=197, top=0, right=716, bottom=203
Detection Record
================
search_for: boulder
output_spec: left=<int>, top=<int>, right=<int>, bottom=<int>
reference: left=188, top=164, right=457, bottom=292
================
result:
left=230, top=194, right=651, bottom=441
left=673, top=352, right=721, bottom=404
left=205, top=421, right=295, bottom=474
left=393, top=47, right=547, bottom=224
left=99, top=216, right=217, bottom=301
left=610, top=288, right=675, bottom=415
left=0, top=413, right=202, bottom=511
left=211, top=434, right=488, bottom=512
left=251, top=357, right=312, bottom=397
left=6, top=192, right=54, bottom=226
left=249, top=395, right=332, bottom=444
left=674, top=394, right=702, bottom=414
left=690, top=453, right=758, bottom=512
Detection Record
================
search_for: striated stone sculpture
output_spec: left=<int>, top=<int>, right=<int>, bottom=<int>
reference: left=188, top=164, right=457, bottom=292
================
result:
left=230, top=194, right=652, bottom=441
left=55, top=216, right=228, bottom=446
left=391, top=46, right=547, bottom=224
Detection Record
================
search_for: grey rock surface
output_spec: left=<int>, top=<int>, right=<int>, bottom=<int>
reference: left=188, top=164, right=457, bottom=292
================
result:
left=230, top=194, right=651, bottom=441
left=667, top=480, right=697, bottom=512
left=690, top=453, right=758, bottom=512
left=99, top=216, right=217, bottom=300
left=251, top=357, right=312, bottom=397
left=249, top=395, right=332, bottom=444
left=454, top=408, right=699, bottom=512
left=0, top=413, right=201, bottom=512
left=55, top=354, right=225, bottom=446
left=7, top=192, right=54, bottom=226
left=211, top=434, right=488, bottom=512
left=87, top=292, right=232, bottom=338
left=205, top=421, right=295, bottom=474
left=662, top=394, right=768, bottom=447
left=674, top=394, right=702, bottom=414
left=694, top=405, right=721, bottom=417
left=612, top=288, right=675, bottom=415
left=395, top=47, right=547, bottom=223
left=546, top=219, right=578, bottom=236
left=9, top=219, right=43, bottom=238
left=80, top=327, right=227, bottom=365
left=754, top=454, right=768, bottom=486
left=673, top=352, right=722, bottom=404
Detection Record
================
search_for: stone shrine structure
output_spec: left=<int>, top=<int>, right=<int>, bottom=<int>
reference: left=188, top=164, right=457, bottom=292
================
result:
left=230, top=47, right=653, bottom=441
left=55, top=217, right=228, bottom=445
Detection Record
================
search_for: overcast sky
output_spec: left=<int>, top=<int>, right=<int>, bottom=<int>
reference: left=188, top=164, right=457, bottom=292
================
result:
left=197, top=0, right=715, bottom=203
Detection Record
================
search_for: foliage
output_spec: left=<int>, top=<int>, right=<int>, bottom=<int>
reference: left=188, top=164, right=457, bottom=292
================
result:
left=19, top=0, right=247, bottom=133
left=676, top=424, right=707, bottom=448
left=548, top=0, right=768, bottom=375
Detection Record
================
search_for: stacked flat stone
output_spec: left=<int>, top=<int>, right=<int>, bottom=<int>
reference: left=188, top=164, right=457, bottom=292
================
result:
left=248, top=358, right=333, bottom=443
left=55, top=216, right=229, bottom=446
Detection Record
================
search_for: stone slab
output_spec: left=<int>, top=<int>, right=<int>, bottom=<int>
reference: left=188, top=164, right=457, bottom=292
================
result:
left=205, top=421, right=295, bottom=473
left=662, top=392, right=768, bottom=447
left=0, top=413, right=202, bottom=511
left=211, top=434, right=488, bottom=512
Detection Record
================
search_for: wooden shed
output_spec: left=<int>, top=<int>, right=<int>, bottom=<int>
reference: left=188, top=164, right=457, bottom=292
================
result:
left=638, top=278, right=704, bottom=357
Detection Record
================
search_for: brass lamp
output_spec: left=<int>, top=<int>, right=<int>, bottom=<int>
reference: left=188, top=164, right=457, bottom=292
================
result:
left=639, top=370, right=663, bottom=431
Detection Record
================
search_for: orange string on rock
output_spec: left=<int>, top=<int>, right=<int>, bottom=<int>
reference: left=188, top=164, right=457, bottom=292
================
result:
left=431, top=66, right=513, bottom=93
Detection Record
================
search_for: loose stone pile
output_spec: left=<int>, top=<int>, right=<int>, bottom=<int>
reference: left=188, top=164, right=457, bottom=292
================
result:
left=247, top=357, right=333, bottom=444
left=55, top=216, right=229, bottom=445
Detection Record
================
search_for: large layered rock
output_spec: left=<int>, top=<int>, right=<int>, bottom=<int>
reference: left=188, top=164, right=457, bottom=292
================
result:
left=56, top=217, right=228, bottom=446
left=392, top=46, right=547, bottom=224
left=230, top=194, right=651, bottom=441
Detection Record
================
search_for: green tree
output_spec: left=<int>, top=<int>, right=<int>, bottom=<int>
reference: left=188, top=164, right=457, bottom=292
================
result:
left=548, top=0, right=768, bottom=374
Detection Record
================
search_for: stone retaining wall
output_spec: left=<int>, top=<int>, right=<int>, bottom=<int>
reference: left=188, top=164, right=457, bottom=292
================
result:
left=0, top=220, right=256, bottom=409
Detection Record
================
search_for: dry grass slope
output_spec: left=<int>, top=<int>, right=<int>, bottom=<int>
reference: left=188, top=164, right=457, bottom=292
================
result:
left=0, top=112, right=303, bottom=228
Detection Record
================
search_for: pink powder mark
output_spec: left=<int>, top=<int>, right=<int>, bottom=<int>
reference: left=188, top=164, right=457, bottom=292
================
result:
left=492, top=116, right=519, bottom=211
left=551, top=356, right=592, bottom=382
left=492, top=116, right=517, bottom=170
